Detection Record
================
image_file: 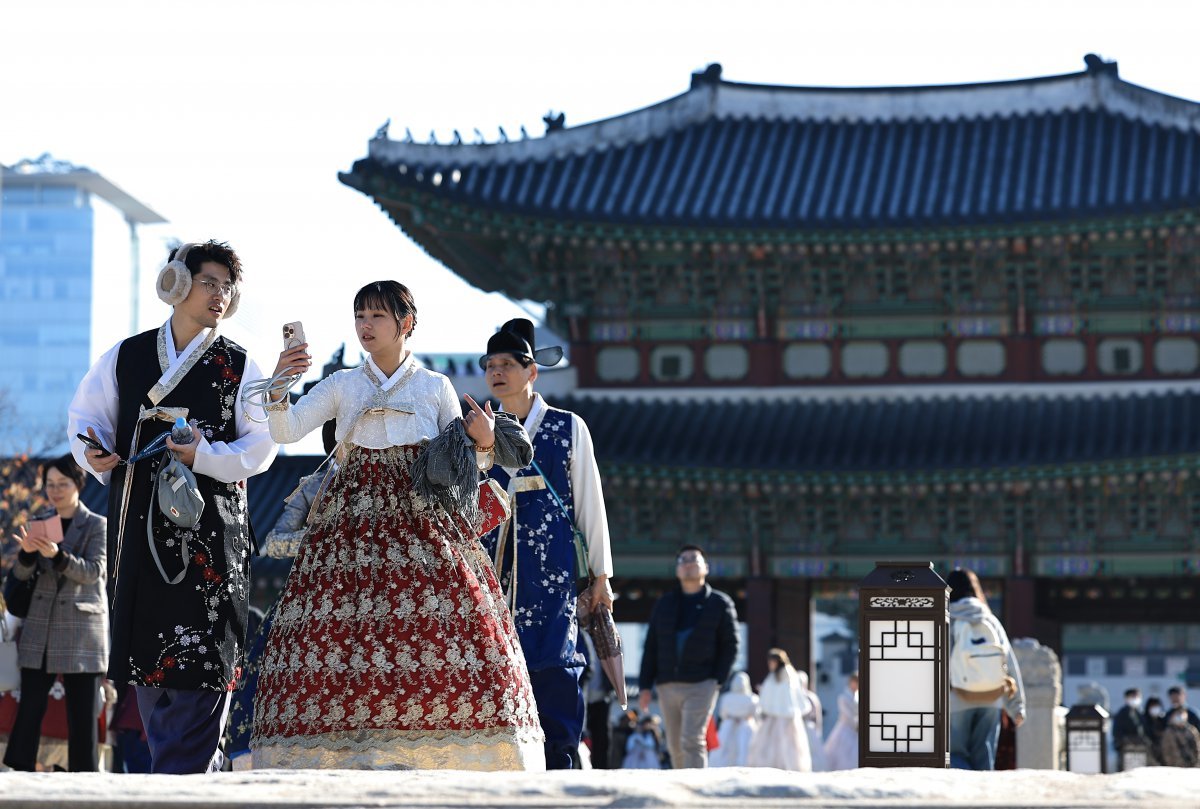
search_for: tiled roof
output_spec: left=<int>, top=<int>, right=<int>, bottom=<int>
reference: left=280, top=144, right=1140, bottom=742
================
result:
left=343, top=60, right=1200, bottom=230
left=80, top=388, right=1200, bottom=533
left=554, top=389, right=1200, bottom=474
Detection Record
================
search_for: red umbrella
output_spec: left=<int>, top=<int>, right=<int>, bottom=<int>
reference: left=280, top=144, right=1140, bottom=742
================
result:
left=578, top=594, right=628, bottom=709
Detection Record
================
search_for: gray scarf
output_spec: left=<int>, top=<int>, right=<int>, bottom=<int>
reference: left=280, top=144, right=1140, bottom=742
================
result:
left=412, top=411, right=532, bottom=526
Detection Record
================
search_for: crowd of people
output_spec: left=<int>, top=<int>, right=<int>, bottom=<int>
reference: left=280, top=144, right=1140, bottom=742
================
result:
left=1, top=239, right=1198, bottom=775
left=1113, top=686, right=1200, bottom=767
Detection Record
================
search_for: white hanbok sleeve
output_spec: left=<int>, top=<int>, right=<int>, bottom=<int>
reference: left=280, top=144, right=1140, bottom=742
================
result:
left=571, top=414, right=613, bottom=578
left=191, top=356, right=279, bottom=483
left=794, top=680, right=813, bottom=719
left=437, top=376, right=461, bottom=431
left=267, top=371, right=340, bottom=445
left=67, top=340, right=123, bottom=485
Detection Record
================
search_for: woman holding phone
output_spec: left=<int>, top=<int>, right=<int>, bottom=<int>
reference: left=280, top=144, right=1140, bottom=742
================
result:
left=250, top=281, right=544, bottom=770
left=2, top=455, right=108, bottom=772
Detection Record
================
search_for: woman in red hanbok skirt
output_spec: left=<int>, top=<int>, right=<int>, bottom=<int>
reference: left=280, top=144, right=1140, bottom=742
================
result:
left=250, top=281, right=544, bottom=769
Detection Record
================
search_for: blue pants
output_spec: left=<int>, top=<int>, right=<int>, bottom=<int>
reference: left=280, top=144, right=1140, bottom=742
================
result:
left=115, top=729, right=153, bottom=773
left=530, top=666, right=585, bottom=770
left=135, top=686, right=231, bottom=774
left=950, top=707, right=1002, bottom=770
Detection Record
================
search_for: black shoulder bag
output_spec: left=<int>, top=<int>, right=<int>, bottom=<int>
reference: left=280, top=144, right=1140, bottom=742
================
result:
left=2, top=560, right=41, bottom=619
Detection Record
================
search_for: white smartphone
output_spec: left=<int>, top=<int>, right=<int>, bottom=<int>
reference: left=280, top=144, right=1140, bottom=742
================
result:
left=282, top=321, right=306, bottom=350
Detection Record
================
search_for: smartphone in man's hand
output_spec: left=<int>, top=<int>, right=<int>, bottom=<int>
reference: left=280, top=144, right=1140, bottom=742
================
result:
left=76, top=432, right=111, bottom=457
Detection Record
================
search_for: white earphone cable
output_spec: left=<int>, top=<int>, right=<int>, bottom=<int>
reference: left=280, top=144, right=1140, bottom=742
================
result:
left=240, top=371, right=303, bottom=423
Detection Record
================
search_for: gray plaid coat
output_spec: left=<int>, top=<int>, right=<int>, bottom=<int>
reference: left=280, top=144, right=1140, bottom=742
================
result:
left=13, top=504, right=109, bottom=673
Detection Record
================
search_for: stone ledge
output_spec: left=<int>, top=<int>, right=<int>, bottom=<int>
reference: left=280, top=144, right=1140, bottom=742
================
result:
left=1, top=768, right=1199, bottom=809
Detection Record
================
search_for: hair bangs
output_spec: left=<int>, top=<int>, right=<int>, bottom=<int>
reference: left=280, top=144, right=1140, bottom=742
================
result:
left=353, top=285, right=400, bottom=317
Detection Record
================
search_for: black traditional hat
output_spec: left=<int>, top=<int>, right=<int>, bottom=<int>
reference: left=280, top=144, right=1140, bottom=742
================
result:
left=478, top=318, right=564, bottom=370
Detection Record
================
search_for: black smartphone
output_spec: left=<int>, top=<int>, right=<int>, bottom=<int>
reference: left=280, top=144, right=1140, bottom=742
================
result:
left=76, top=432, right=112, bottom=457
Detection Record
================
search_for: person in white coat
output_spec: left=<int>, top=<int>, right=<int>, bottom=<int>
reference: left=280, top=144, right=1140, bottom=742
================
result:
left=797, top=669, right=826, bottom=772
left=823, top=672, right=859, bottom=770
left=746, top=649, right=811, bottom=771
left=709, top=671, right=758, bottom=767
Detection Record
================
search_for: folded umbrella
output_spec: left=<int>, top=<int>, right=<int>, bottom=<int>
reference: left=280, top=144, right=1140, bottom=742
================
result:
left=579, top=594, right=627, bottom=709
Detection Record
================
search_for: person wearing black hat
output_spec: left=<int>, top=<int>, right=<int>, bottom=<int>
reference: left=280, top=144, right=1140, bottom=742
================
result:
left=480, top=318, right=615, bottom=770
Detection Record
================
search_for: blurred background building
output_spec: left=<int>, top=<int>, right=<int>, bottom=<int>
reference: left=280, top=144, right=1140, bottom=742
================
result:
left=0, top=154, right=165, bottom=454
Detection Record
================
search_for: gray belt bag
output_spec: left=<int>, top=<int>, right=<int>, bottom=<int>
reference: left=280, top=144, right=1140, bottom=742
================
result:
left=148, top=451, right=205, bottom=585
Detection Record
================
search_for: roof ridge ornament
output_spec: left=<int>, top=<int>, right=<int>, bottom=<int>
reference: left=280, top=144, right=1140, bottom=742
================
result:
left=1083, top=53, right=1119, bottom=76
left=543, top=110, right=566, bottom=134
left=691, top=63, right=723, bottom=89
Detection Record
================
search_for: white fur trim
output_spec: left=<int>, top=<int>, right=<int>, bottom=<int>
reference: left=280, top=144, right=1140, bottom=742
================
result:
left=224, top=288, right=240, bottom=318
left=156, top=260, right=192, bottom=305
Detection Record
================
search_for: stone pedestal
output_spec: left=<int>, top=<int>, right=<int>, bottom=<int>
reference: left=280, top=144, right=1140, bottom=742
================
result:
left=1012, top=637, right=1062, bottom=770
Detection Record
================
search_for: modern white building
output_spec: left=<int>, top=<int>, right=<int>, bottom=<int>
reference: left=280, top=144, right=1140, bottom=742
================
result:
left=0, top=154, right=166, bottom=454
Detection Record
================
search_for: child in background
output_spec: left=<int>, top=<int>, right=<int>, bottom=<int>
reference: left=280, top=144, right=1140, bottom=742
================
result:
left=622, top=716, right=663, bottom=769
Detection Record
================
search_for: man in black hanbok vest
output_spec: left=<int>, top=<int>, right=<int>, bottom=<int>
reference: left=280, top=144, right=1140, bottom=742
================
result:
left=68, top=240, right=277, bottom=773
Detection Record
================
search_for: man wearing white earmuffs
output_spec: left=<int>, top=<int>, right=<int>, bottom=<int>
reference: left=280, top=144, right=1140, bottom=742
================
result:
left=67, top=240, right=277, bottom=774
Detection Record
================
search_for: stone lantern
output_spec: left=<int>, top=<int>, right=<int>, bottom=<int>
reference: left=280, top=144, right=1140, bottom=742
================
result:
left=857, top=561, right=950, bottom=768
left=1065, top=703, right=1109, bottom=773
left=1118, top=739, right=1149, bottom=771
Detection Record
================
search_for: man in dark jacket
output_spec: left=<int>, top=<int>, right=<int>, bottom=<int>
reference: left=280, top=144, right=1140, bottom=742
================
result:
left=1167, top=686, right=1200, bottom=734
left=1112, top=688, right=1151, bottom=763
left=638, top=544, right=739, bottom=768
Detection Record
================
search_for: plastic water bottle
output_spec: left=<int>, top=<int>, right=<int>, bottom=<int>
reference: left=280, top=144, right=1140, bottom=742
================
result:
left=171, top=416, right=194, bottom=446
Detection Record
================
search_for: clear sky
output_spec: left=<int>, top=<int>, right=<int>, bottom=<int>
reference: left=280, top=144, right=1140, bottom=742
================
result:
left=4, top=0, right=1199, bottom=388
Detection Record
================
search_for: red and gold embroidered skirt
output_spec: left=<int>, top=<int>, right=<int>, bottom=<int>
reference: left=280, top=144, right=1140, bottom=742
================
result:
left=251, top=445, right=544, bottom=770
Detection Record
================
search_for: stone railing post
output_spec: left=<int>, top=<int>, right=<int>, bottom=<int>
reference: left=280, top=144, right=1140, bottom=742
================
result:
left=1012, top=637, right=1063, bottom=770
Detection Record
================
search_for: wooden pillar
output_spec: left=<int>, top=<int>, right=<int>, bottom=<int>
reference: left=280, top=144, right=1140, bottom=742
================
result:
left=745, top=577, right=812, bottom=684
left=1004, top=576, right=1037, bottom=641
left=746, top=577, right=774, bottom=685
left=777, top=579, right=813, bottom=677
left=1005, top=576, right=1062, bottom=656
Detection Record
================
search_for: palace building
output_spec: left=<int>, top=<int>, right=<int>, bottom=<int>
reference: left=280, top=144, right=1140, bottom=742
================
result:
left=332, top=56, right=1200, bottom=689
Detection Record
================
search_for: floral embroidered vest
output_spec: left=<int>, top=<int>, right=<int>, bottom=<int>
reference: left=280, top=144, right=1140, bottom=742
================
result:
left=483, top=406, right=584, bottom=672
left=106, top=328, right=252, bottom=691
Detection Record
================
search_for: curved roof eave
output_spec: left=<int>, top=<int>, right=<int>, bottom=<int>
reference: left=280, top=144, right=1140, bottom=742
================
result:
left=365, top=62, right=1200, bottom=170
